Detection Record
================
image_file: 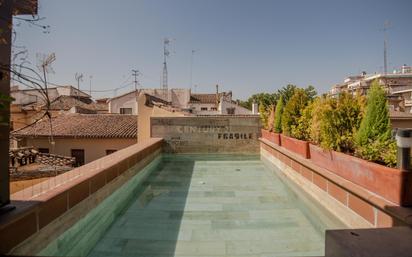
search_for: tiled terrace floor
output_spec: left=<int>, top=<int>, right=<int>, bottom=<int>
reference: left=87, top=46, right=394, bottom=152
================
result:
left=88, top=155, right=326, bottom=257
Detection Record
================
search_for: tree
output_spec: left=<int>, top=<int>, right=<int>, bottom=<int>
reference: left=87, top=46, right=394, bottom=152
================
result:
left=281, top=88, right=310, bottom=137
left=355, top=80, right=395, bottom=166
left=292, top=100, right=314, bottom=140
left=274, top=95, right=284, bottom=133
left=259, top=101, right=269, bottom=129
left=311, top=93, right=364, bottom=152
left=305, top=85, right=317, bottom=100
left=277, top=84, right=296, bottom=103
left=267, top=105, right=275, bottom=131
left=239, top=93, right=278, bottom=110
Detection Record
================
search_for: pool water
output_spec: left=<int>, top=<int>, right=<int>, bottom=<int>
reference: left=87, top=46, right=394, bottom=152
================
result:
left=39, top=154, right=345, bottom=257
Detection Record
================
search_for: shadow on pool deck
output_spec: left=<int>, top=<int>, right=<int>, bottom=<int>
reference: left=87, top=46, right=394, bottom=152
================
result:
left=87, top=155, right=196, bottom=257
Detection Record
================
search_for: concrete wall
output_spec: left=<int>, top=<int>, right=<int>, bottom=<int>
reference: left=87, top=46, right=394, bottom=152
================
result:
left=22, top=138, right=136, bottom=164
left=3, top=138, right=163, bottom=255
left=109, top=92, right=138, bottom=114
left=189, top=103, right=219, bottom=115
left=189, top=99, right=252, bottom=115
left=391, top=119, right=412, bottom=129
left=151, top=116, right=261, bottom=153
left=109, top=89, right=191, bottom=114
left=137, top=93, right=185, bottom=143
left=220, top=100, right=252, bottom=115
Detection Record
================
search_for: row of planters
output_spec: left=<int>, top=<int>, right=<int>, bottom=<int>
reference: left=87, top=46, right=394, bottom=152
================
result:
left=260, top=81, right=412, bottom=206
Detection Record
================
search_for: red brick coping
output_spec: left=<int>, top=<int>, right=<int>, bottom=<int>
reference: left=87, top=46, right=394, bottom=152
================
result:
left=0, top=138, right=163, bottom=254
left=260, top=138, right=412, bottom=228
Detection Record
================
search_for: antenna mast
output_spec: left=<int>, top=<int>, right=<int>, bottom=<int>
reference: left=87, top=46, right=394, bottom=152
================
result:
left=162, top=38, right=170, bottom=100
left=383, top=20, right=391, bottom=75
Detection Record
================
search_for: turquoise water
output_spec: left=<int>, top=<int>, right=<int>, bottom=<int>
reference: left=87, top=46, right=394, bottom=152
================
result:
left=39, top=154, right=345, bottom=257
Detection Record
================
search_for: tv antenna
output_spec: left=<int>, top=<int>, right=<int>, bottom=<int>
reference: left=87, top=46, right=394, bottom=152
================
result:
left=132, top=69, right=140, bottom=91
left=36, top=52, right=56, bottom=94
left=162, top=38, right=173, bottom=100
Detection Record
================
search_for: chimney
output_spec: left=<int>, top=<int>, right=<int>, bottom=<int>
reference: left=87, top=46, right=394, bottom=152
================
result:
left=252, top=101, right=259, bottom=115
left=216, top=84, right=219, bottom=106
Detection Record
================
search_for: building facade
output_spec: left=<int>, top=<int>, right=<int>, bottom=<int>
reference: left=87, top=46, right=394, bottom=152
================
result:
left=108, top=87, right=252, bottom=115
left=330, top=65, right=412, bottom=113
left=12, top=114, right=137, bottom=166
left=10, top=85, right=107, bottom=130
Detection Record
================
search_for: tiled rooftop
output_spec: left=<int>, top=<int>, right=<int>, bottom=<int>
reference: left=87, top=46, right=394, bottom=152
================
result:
left=13, top=114, right=137, bottom=139
left=189, top=93, right=222, bottom=104
left=47, top=95, right=108, bottom=112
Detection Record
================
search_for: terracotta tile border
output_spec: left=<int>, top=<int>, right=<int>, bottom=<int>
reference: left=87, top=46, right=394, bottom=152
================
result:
left=0, top=138, right=164, bottom=254
left=260, top=138, right=412, bottom=228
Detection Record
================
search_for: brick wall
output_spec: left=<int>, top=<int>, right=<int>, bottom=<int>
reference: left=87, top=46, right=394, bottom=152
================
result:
left=260, top=139, right=412, bottom=228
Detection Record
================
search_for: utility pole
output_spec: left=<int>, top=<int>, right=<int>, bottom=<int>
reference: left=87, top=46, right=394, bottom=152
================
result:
left=132, top=69, right=140, bottom=91
left=89, top=75, right=93, bottom=97
left=132, top=69, right=140, bottom=115
left=190, top=49, right=196, bottom=90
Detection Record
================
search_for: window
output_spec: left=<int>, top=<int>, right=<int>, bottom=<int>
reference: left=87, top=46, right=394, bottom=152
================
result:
left=71, top=149, right=85, bottom=167
left=201, top=107, right=208, bottom=111
left=106, top=149, right=117, bottom=155
left=120, top=108, right=133, bottom=114
left=211, top=107, right=217, bottom=111
left=38, top=148, right=49, bottom=153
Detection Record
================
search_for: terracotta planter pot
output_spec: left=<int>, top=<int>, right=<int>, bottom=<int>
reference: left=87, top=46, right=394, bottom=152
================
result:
left=309, top=144, right=338, bottom=174
left=309, top=143, right=412, bottom=206
left=261, top=129, right=281, bottom=146
left=273, top=132, right=281, bottom=146
left=280, top=134, right=310, bottom=159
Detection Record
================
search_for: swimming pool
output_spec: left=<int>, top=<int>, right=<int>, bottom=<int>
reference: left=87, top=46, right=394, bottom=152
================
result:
left=38, top=154, right=346, bottom=257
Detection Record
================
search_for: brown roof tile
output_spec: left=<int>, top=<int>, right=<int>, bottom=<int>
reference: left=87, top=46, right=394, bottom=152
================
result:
left=45, top=95, right=108, bottom=112
left=189, top=93, right=222, bottom=104
left=13, top=114, right=137, bottom=138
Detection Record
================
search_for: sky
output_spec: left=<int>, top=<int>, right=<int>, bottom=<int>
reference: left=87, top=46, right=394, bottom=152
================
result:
left=13, top=0, right=412, bottom=100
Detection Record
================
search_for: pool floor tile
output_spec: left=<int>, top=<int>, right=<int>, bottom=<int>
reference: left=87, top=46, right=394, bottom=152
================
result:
left=83, top=155, right=339, bottom=257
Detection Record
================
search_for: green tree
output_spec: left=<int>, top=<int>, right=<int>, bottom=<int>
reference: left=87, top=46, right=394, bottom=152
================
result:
left=259, top=101, right=269, bottom=129
left=277, top=84, right=296, bottom=103
left=311, top=93, right=364, bottom=152
left=304, top=85, right=317, bottom=100
left=267, top=105, right=275, bottom=131
left=282, top=88, right=310, bottom=137
left=292, top=101, right=314, bottom=140
left=239, top=93, right=278, bottom=110
left=274, top=95, right=284, bottom=133
left=355, top=80, right=395, bottom=166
